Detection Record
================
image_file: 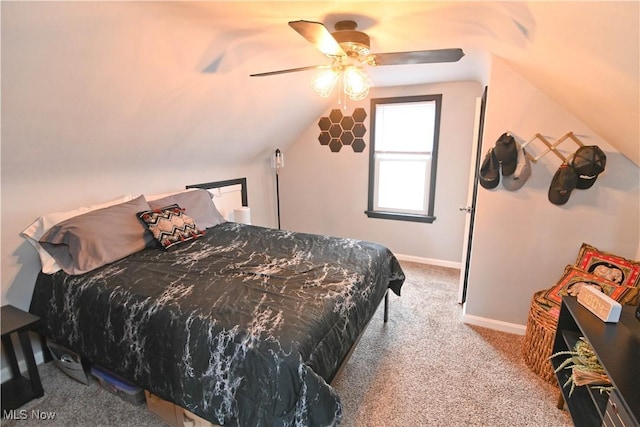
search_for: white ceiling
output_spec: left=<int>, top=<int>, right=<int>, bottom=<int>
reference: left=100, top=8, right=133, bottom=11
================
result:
left=2, top=1, right=638, bottom=173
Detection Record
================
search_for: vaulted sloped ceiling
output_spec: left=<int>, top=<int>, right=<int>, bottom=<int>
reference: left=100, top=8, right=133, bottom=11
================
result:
left=2, top=1, right=638, bottom=179
left=498, top=2, right=639, bottom=166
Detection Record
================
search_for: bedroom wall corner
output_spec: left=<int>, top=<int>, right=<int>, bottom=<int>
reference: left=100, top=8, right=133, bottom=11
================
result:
left=464, top=56, right=640, bottom=328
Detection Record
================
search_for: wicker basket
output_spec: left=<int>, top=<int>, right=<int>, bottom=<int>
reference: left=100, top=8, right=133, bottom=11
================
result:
left=523, top=290, right=559, bottom=385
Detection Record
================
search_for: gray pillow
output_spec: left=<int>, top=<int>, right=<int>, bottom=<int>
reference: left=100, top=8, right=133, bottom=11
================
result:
left=148, top=189, right=224, bottom=229
left=39, top=195, right=154, bottom=275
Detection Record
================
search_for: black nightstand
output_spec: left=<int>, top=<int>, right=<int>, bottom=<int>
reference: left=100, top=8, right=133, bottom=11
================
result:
left=1, top=305, right=44, bottom=413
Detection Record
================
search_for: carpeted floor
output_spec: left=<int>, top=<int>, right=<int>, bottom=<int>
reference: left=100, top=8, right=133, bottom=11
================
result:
left=2, top=261, right=572, bottom=426
left=331, top=262, right=571, bottom=427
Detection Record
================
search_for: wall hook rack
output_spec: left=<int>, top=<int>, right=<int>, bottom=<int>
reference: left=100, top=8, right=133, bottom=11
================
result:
left=520, top=132, right=585, bottom=163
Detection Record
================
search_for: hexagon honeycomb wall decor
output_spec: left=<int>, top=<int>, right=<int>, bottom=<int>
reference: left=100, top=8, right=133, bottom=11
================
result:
left=318, top=108, right=367, bottom=153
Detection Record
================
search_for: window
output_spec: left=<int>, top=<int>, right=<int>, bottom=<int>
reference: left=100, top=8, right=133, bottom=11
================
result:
left=366, top=94, right=442, bottom=223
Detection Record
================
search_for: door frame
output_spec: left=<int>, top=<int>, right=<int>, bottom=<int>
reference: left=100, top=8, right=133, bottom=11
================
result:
left=457, top=86, right=488, bottom=304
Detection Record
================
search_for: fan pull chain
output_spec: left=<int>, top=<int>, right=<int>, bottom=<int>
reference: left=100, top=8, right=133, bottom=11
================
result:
left=338, top=72, right=348, bottom=110
left=343, top=93, right=348, bottom=111
left=337, top=72, right=343, bottom=107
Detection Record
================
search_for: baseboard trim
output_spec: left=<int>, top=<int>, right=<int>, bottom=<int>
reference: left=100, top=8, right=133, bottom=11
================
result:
left=395, top=254, right=461, bottom=269
left=462, top=312, right=526, bottom=335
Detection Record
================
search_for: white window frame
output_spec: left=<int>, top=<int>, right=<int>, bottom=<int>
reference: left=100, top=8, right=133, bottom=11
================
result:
left=366, top=94, right=442, bottom=223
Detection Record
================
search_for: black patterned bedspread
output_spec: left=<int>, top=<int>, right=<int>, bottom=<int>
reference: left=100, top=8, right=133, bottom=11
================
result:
left=30, top=222, right=405, bottom=426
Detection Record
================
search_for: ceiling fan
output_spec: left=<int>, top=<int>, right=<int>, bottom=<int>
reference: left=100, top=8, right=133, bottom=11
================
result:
left=250, top=19, right=465, bottom=78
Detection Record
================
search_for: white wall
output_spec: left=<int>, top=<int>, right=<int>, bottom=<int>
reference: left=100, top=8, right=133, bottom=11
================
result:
left=464, top=57, right=640, bottom=329
left=280, top=81, right=482, bottom=265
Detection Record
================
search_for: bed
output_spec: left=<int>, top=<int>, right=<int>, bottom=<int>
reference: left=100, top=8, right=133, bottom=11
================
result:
left=27, top=178, right=405, bottom=426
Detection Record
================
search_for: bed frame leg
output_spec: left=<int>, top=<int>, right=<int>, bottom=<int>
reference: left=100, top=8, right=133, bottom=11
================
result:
left=383, top=290, right=389, bottom=323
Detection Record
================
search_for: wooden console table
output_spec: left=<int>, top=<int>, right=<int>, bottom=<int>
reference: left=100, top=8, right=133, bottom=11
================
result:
left=552, top=296, right=639, bottom=427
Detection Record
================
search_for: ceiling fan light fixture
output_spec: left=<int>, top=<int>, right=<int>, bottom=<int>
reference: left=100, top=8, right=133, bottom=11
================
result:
left=338, top=40, right=370, bottom=58
left=332, top=21, right=371, bottom=57
left=311, top=63, right=370, bottom=102
left=332, top=32, right=370, bottom=57
left=311, top=69, right=339, bottom=97
left=343, top=66, right=370, bottom=101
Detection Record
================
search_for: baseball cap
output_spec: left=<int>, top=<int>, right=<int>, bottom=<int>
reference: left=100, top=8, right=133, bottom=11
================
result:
left=494, top=132, right=517, bottom=176
left=548, top=163, right=578, bottom=205
left=479, top=148, right=500, bottom=189
left=571, top=145, right=606, bottom=189
left=502, top=146, right=531, bottom=191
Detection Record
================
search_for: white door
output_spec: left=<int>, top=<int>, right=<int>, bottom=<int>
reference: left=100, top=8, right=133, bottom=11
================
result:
left=457, top=87, right=487, bottom=304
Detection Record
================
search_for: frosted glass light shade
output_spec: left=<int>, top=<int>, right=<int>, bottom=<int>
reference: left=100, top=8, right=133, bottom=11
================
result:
left=311, top=70, right=339, bottom=97
left=343, top=66, right=369, bottom=101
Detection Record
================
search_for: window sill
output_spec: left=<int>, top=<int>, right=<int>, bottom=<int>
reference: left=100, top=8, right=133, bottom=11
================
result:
left=364, top=210, right=436, bottom=223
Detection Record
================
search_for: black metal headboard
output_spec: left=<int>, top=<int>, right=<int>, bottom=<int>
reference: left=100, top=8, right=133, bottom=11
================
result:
left=186, top=177, right=248, bottom=207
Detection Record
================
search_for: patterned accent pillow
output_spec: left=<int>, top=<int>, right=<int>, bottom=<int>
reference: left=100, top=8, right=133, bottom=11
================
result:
left=138, top=204, right=204, bottom=250
left=575, top=243, right=640, bottom=287
left=537, top=265, right=640, bottom=319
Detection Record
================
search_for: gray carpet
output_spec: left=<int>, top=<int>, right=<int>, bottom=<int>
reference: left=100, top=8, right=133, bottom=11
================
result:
left=2, top=261, right=571, bottom=426
left=331, top=262, right=571, bottom=427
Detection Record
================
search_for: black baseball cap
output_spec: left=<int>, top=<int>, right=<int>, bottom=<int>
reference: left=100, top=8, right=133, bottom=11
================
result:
left=571, top=145, right=606, bottom=189
left=549, top=163, right=578, bottom=205
left=494, top=133, right=517, bottom=176
left=479, top=148, right=500, bottom=189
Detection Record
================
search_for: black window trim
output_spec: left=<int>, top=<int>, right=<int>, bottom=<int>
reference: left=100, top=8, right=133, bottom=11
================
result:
left=365, top=94, right=442, bottom=224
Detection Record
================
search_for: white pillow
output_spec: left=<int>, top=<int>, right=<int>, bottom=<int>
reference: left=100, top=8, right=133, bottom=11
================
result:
left=21, top=195, right=135, bottom=273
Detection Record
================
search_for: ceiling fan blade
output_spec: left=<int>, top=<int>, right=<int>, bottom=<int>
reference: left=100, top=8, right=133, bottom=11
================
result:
left=288, top=20, right=346, bottom=58
left=368, top=48, right=465, bottom=66
left=250, top=65, right=329, bottom=77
